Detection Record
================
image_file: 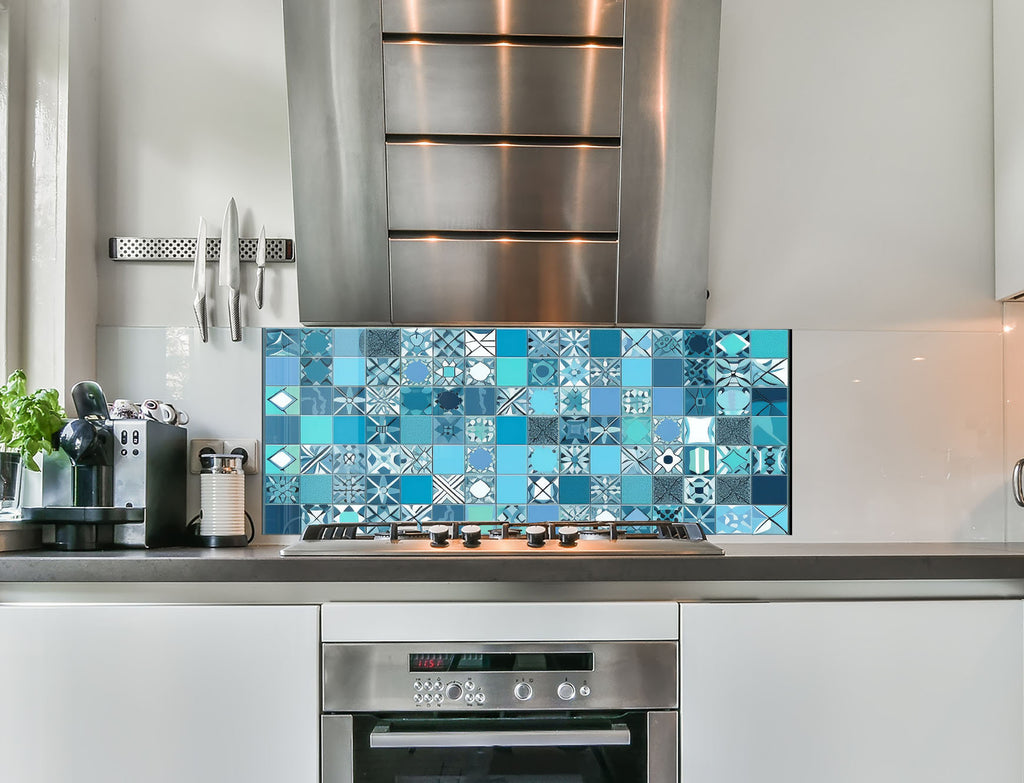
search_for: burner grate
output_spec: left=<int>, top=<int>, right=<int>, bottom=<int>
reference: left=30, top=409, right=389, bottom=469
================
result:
left=299, top=520, right=708, bottom=544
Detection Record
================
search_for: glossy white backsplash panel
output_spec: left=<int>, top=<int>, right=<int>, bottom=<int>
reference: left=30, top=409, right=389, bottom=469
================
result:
left=1003, top=302, right=1024, bottom=540
left=786, top=330, right=1004, bottom=542
left=96, top=326, right=264, bottom=532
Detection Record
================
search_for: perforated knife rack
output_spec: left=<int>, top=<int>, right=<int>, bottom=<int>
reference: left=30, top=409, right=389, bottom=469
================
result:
left=108, top=237, right=294, bottom=263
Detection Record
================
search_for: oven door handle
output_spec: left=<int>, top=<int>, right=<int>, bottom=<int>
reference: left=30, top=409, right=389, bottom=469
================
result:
left=369, top=723, right=632, bottom=749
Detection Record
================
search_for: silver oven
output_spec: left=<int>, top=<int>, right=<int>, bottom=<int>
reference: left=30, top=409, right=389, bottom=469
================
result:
left=321, top=641, right=679, bottom=783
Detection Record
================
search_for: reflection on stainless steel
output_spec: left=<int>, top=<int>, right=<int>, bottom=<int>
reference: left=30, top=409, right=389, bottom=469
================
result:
left=618, top=0, right=721, bottom=325
left=382, top=0, right=625, bottom=37
left=283, top=0, right=391, bottom=325
left=647, top=713, right=679, bottom=783
left=284, top=0, right=721, bottom=326
left=384, top=42, right=622, bottom=137
left=386, top=143, right=620, bottom=231
left=390, top=238, right=618, bottom=323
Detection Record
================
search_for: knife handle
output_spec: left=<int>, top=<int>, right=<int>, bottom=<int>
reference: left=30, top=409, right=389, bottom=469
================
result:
left=193, top=294, right=209, bottom=343
left=255, top=267, right=265, bottom=310
left=228, top=289, right=241, bottom=342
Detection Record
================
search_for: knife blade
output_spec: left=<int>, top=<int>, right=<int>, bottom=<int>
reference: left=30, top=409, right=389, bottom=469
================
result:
left=192, top=216, right=209, bottom=342
left=219, top=197, right=241, bottom=342
left=254, top=224, right=266, bottom=310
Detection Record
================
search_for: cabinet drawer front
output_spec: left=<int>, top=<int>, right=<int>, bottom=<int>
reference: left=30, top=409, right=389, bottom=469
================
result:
left=384, top=42, right=623, bottom=137
left=390, top=238, right=618, bottom=323
left=382, top=0, right=624, bottom=37
left=386, top=143, right=621, bottom=232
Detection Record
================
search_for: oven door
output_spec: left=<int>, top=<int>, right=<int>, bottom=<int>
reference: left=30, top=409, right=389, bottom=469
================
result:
left=323, top=711, right=677, bottom=783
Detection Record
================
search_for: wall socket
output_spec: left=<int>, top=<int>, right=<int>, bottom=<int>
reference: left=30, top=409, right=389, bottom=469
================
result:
left=188, top=438, right=260, bottom=475
left=223, top=439, right=260, bottom=475
left=189, top=439, right=224, bottom=474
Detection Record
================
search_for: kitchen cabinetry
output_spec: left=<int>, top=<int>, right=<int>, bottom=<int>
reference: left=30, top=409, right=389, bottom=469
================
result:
left=0, top=604, right=318, bottom=783
left=679, top=601, right=1023, bottom=783
left=995, top=0, right=1024, bottom=299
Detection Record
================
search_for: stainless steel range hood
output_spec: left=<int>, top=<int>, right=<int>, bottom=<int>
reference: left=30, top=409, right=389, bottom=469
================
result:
left=283, top=0, right=721, bottom=326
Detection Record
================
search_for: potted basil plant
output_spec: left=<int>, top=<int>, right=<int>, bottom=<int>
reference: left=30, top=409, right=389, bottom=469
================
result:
left=0, top=370, right=65, bottom=515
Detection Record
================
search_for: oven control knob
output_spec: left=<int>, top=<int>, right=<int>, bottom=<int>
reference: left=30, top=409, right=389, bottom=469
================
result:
left=461, top=525, right=482, bottom=548
left=557, top=682, right=576, bottom=701
left=525, top=525, right=547, bottom=548
left=445, top=682, right=463, bottom=701
left=427, top=524, right=450, bottom=547
left=579, top=685, right=591, bottom=697
left=465, top=680, right=476, bottom=691
left=514, top=682, right=533, bottom=701
left=557, top=526, right=580, bottom=547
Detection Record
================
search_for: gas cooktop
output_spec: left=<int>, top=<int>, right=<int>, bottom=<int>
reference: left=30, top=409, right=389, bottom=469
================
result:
left=280, top=521, right=723, bottom=557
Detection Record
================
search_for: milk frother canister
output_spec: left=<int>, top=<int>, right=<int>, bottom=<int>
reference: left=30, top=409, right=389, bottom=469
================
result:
left=198, top=453, right=248, bottom=547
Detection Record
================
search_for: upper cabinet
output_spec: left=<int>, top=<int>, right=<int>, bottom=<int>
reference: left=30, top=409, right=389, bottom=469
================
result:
left=284, top=0, right=721, bottom=326
left=995, top=0, right=1024, bottom=300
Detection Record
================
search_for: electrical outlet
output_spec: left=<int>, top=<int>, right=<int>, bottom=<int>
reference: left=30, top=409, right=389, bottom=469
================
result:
left=223, top=438, right=260, bottom=475
left=189, top=439, right=224, bottom=474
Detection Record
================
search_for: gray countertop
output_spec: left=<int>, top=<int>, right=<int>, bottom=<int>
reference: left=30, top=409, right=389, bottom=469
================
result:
left=2, top=542, right=1024, bottom=585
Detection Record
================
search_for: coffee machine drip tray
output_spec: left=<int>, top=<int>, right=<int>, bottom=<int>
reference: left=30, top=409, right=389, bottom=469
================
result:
left=21, top=506, right=146, bottom=551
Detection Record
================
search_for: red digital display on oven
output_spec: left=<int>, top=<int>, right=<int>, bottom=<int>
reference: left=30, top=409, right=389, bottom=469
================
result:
left=410, top=654, right=454, bottom=672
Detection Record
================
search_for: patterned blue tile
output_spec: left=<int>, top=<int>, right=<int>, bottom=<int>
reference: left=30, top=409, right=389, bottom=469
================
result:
left=365, top=328, right=399, bottom=356
left=264, top=327, right=791, bottom=535
left=302, top=328, right=333, bottom=356
left=402, top=328, right=433, bottom=357
left=528, top=329, right=559, bottom=357
left=265, top=329, right=300, bottom=358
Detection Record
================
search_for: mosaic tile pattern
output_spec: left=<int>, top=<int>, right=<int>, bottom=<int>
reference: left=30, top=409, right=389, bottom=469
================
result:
left=263, top=328, right=791, bottom=536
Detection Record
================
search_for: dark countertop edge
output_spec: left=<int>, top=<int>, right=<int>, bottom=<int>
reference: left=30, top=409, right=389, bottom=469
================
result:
left=2, top=543, right=1024, bottom=583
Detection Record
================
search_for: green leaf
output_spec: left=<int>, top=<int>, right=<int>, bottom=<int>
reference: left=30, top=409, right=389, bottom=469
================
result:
left=0, top=370, right=65, bottom=471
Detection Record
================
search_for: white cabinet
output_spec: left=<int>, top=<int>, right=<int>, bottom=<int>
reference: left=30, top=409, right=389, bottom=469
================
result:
left=996, top=0, right=1024, bottom=299
left=0, top=604, right=319, bottom=783
left=680, top=601, right=1023, bottom=783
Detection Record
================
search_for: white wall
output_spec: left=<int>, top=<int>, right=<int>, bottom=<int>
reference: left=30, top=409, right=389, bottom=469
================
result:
left=92, top=0, right=1005, bottom=542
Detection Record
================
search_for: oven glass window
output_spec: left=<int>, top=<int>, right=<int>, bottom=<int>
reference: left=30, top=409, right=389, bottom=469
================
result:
left=348, top=714, right=648, bottom=783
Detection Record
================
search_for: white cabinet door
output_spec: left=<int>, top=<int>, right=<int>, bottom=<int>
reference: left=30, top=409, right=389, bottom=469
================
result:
left=0, top=604, right=319, bottom=783
left=996, top=0, right=1024, bottom=299
left=680, top=601, right=1023, bottom=783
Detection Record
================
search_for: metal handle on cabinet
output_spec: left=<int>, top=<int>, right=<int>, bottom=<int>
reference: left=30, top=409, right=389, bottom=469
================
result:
left=369, top=724, right=631, bottom=749
left=1014, top=458, right=1024, bottom=507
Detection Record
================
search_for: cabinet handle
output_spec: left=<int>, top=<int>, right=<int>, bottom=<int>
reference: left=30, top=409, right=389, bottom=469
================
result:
left=369, top=724, right=631, bottom=749
left=1013, top=458, right=1024, bottom=507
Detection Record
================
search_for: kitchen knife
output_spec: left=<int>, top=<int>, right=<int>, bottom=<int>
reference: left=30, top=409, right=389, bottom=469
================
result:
left=192, top=216, right=209, bottom=342
left=254, top=224, right=266, bottom=310
left=219, top=197, right=241, bottom=342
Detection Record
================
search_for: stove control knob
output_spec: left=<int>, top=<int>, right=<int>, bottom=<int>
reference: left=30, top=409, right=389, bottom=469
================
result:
left=525, top=525, right=547, bottom=548
left=514, top=682, right=533, bottom=701
left=579, top=685, right=591, bottom=697
left=461, top=524, right=482, bottom=548
left=557, top=682, right=576, bottom=701
left=427, top=524, right=450, bottom=547
left=465, top=680, right=476, bottom=691
left=557, top=526, right=580, bottom=547
left=445, top=682, right=463, bottom=701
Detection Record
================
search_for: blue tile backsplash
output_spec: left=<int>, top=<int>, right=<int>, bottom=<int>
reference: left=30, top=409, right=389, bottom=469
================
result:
left=263, top=328, right=791, bottom=535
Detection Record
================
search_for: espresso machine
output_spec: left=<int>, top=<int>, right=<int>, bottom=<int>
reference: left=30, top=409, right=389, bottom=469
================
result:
left=23, top=381, right=187, bottom=550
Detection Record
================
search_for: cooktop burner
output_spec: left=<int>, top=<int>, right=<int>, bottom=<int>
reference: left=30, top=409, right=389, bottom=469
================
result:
left=279, top=521, right=723, bottom=556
